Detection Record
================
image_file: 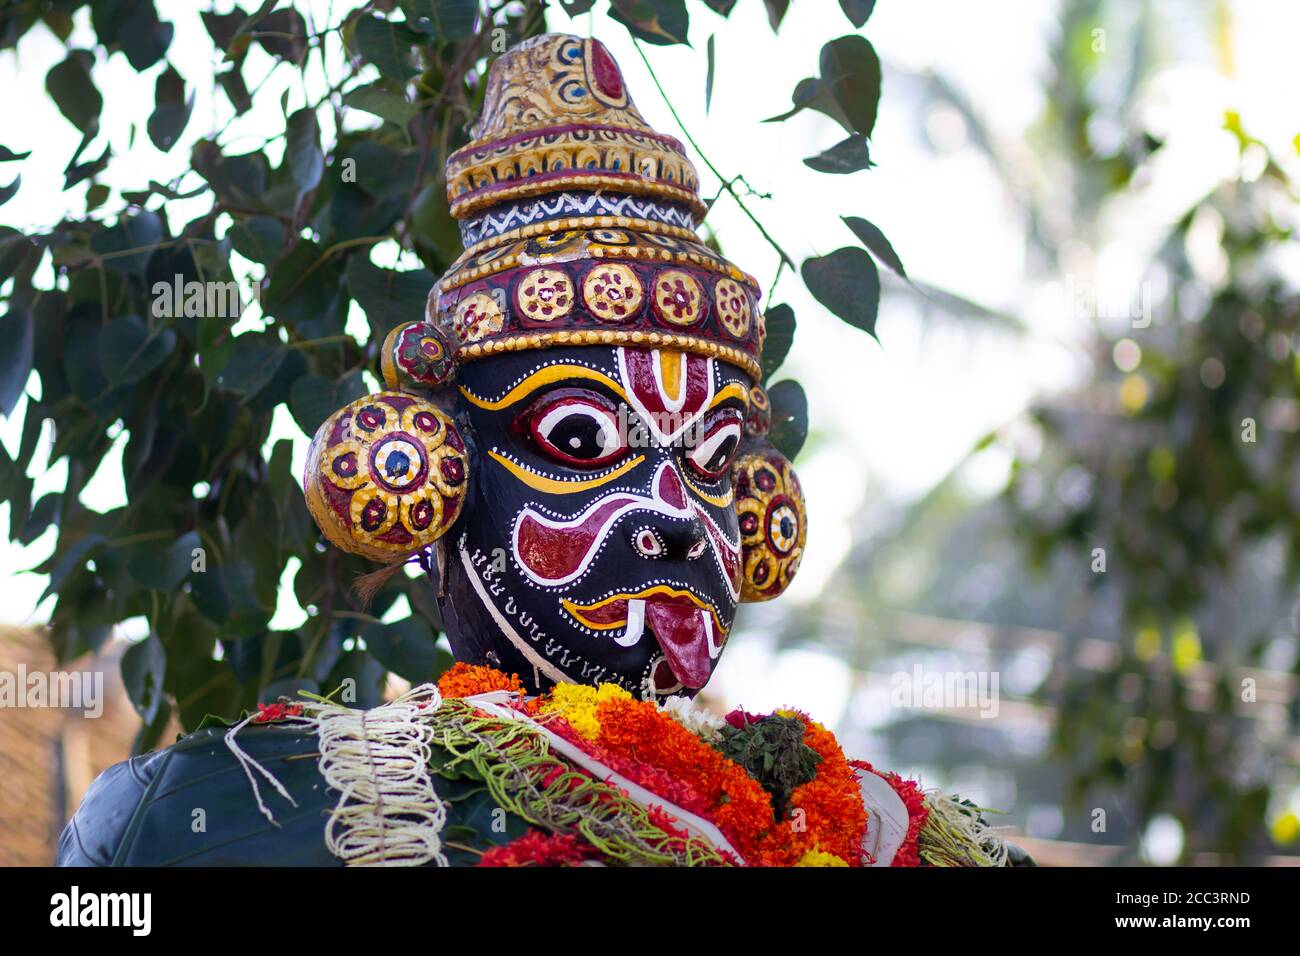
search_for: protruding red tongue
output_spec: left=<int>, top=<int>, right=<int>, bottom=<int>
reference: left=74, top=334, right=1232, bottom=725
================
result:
left=644, top=601, right=712, bottom=689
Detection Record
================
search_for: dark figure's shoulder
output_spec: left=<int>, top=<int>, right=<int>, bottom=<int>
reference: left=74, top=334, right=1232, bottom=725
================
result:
left=57, top=723, right=341, bottom=867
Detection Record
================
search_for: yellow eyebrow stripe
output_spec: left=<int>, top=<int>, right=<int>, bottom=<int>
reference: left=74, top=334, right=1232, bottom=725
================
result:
left=682, top=469, right=734, bottom=507
left=488, top=450, right=645, bottom=493
left=709, top=382, right=749, bottom=410
left=459, top=364, right=629, bottom=410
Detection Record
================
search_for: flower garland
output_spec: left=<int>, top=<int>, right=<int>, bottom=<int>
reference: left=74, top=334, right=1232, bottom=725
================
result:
left=237, top=665, right=1019, bottom=867
left=852, top=759, right=928, bottom=867
left=479, top=830, right=597, bottom=867
left=427, top=695, right=729, bottom=866
left=436, top=668, right=893, bottom=866
left=437, top=662, right=525, bottom=699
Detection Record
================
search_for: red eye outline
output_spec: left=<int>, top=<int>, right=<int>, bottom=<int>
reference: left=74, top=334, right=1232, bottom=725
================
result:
left=523, top=391, right=627, bottom=468
left=686, top=408, right=743, bottom=480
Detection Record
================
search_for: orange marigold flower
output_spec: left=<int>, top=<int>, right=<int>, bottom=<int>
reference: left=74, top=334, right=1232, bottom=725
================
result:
left=785, top=718, right=868, bottom=865
left=595, top=696, right=778, bottom=864
left=436, top=662, right=524, bottom=699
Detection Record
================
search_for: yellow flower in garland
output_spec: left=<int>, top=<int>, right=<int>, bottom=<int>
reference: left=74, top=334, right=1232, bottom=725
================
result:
left=540, top=682, right=632, bottom=740
left=795, top=849, right=849, bottom=867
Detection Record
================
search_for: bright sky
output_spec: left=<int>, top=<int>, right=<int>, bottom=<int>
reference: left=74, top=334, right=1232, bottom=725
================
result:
left=2, top=2, right=1298, bottom=726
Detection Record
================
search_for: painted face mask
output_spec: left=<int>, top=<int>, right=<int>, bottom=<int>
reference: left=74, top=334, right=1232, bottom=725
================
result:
left=303, top=33, right=807, bottom=700
left=442, top=346, right=749, bottom=696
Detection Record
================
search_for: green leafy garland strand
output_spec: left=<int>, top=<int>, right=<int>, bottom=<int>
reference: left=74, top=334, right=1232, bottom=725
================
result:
left=917, top=795, right=1010, bottom=868
left=428, top=699, right=731, bottom=867
left=714, top=714, right=822, bottom=822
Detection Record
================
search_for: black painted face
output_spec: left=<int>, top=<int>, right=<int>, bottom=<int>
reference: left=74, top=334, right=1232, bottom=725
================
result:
left=436, top=346, right=750, bottom=699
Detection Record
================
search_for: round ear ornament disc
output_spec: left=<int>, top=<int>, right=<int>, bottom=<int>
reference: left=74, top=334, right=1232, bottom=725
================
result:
left=304, top=391, right=469, bottom=562
left=732, top=449, right=806, bottom=602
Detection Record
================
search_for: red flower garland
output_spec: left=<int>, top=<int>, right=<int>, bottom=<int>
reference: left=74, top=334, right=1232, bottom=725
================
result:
left=478, top=829, right=597, bottom=867
left=851, top=759, right=929, bottom=867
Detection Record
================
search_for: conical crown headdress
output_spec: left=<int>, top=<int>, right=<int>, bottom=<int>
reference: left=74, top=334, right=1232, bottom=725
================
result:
left=305, top=34, right=805, bottom=599
left=429, top=33, right=765, bottom=380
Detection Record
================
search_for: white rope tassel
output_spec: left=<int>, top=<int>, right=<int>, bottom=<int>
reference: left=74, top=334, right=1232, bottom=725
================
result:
left=314, top=683, right=449, bottom=867
left=223, top=684, right=450, bottom=866
left=225, top=713, right=300, bottom=825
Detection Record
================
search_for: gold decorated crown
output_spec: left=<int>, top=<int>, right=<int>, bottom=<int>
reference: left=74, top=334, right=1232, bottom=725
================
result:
left=430, top=33, right=766, bottom=381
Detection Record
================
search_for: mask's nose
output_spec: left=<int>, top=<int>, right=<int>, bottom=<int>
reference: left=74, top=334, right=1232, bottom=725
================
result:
left=632, top=520, right=707, bottom=560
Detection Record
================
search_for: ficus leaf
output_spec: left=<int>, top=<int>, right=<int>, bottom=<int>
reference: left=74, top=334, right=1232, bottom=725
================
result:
left=801, top=246, right=881, bottom=337
left=0, top=306, right=34, bottom=416
left=842, top=215, right=906, bottom=278
left=227, top=215, right=284, bottom=265
left=818, top=35, right=881, bottom=137
left=763, top=0, right=791, bottom=31
left=761, top=304, right=796, bottom=382
left=146, top=65, right=193, bottom=152
left=705, top=33, right=716, bottom=112
left=344, top=83, right=418, bottom=126
left=839, top=0, right=876, bottom=27
left=121, top=634, right=167, bottom=724
left=609, top=0, right=691, bottom=46
left=803, top=133, right=873, bottom=174
left=45, top=50, right=102, bottom=134
left=766, top=36, right=881, bottom=138
left=285, top=108, right=324, bottom=196
left=345, top=255, right=436, bottom=339
left=354, top=15, right=422, bottom=82
left=98, top=315, right=177, bottom=386
left=766, top=379, right=809, bottom=460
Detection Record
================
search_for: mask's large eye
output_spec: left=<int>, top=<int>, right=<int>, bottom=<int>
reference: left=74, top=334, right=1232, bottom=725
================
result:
left=686, top=408, right=743, bottom=480
left=526, top=393, right=626, bottom=467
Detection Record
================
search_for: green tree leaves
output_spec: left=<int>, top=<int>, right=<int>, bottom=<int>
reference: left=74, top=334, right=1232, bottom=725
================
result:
left=800, top=217, right=907, bottom=341
left=803, top=133, right=872, bottom=174
left=842, top=215, right=906, bottom=278
left=838, top=0, right=876, bottom=28
left=147, top=65, right=193, bottom=152
left=0, top=306, right=33, bottom=415
left=285, top=108, right=324, bottom=197
left=801, top=247, right=880, bottom=338
left=610, top=0, right=691, bottom=45
left=344, top=84, right=419, bottom=126
left=767, top=379, right=808, bottom=460
left=354, top=14, right=424, bottom=82
left=45, top=50, right=101, bottom=134
left=90, top=0, right=173, bottom=71
left=761, top=304, right=796, bottom=382
left=345, top=256, right=436, bottom=339
left=98, top=315, right=177, bottom=387
left=766, top=35, right=881, bottom=138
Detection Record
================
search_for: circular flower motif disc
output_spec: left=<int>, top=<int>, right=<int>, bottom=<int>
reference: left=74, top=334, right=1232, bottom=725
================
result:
left=714, top=278, right=752, bottom=339
left=381, top=322, right=456, bottom=391
left=515, top=268, right=575, bottom=323
left=732, top=450, right=806, bottom=602
left=582, top=263, right=644, bottom=322
left=651, top=269, right=705, bottom=327
left=304, top=392, right=469, bottom=563
left=456, top=292, right=505, bottom=342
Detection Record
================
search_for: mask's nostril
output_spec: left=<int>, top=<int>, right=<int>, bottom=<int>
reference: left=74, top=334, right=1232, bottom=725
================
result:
left=633, top=528, right=665, bottom=558
left=686, top=538, right=707, bottom=560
